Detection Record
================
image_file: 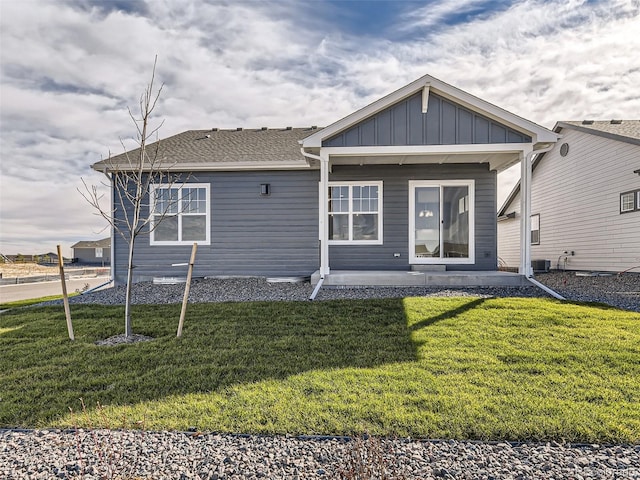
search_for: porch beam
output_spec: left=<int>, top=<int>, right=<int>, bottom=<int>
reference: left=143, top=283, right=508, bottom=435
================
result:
left=322, top=143, right=533, bottom=157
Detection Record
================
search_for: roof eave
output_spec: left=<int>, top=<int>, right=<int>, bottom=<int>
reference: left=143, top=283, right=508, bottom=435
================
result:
left=94, top=161, right=316, bottom=172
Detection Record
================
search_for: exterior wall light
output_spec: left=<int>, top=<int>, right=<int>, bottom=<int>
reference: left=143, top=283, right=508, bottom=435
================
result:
left=260, top=183, right=271, bottom=196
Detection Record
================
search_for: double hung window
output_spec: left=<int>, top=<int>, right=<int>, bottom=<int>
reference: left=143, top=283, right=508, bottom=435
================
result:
left=328, top=182, right=382, bottom=244
left=620, top=190, right=640, bottom=213
left=150, top=184, right=210, bottom=245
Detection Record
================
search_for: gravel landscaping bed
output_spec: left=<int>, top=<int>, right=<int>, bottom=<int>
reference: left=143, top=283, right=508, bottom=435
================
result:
left=2, top=429, right=639, bottom=480
left=535, top=271, right=640, bottom=312
left=35, top=271, right=639, bottom=312
left=38, top=276, right=548, bottom=307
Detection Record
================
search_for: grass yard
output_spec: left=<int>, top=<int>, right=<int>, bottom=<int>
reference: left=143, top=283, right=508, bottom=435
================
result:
left=0, top=293, right=78, bottom=309
left=0, top=297, right=638, bottom=443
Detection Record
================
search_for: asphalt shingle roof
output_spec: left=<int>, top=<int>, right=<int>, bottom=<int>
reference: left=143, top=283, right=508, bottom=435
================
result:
left=92, top=127, right=322, bottom=170
left=559, top=120, right=640, bottom=143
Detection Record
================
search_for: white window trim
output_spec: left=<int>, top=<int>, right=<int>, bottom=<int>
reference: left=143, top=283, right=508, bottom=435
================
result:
left=150, top=183, right=211, bottom=246
left=408, top=180, right=475, bottom=265
left=328, top=181, right=383, bottom=245
left=620, top=192, right=637, bottom=213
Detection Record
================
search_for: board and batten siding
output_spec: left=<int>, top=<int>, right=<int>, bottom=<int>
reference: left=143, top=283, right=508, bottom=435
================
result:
left=329, top=163, right=497, bottom=271
left=113, top=171, right=319, bottom=284
left=322, top=92, right=531, bottom=147
left=497, top=127, right=640, bottom=272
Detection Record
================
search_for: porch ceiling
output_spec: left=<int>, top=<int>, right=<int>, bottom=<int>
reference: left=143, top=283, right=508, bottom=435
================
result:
left=328, top=152, right=520, bottom=172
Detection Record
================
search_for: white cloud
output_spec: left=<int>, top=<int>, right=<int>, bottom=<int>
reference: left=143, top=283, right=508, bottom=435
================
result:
left=1, top=0, right=639, bottom=254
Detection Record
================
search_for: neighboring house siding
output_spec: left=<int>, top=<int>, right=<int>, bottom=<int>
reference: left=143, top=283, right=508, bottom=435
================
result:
left=498, top=128, right=640, bottom=272
left=323, top=92, right=531, bottom=147
left=74, top=248, right=111, bottom=265
left=497, top=190, right=521, bottom=269
left=329, top=163, right=497, bottom=271
left=113, top=171, right=319, bottom=284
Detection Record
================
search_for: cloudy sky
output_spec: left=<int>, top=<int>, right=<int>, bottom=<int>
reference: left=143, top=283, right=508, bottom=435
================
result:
left=1, top=0, right=639, bottom=256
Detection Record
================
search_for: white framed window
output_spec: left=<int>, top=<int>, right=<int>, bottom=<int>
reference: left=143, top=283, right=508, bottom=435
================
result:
left=620, top=190, right=639, bottom=214
left=531, top=214, right=540, bottom=245
left=95, top=248, right=103, bottom=258
left=150, top=184, right=210, bottom=245
left=328, top=181, right=383, bottom=245
left=409, top=180, right=475, bottom=264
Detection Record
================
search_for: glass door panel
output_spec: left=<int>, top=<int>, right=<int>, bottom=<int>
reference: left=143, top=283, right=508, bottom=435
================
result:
left=414, top=187, right=440, bottom=258
left=442, top=186, right=469, bottom=258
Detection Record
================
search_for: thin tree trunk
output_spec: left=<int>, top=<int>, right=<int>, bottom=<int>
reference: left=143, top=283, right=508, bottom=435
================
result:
left=124, top=234, right=135, bottom=337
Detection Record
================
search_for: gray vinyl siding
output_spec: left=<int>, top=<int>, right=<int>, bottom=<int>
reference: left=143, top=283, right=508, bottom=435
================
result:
left=329, top=164, right=497, bottom=271
left=73, top=248, right=111, bottom=265
left=113, top=171, right=319, bottom=284
left=323, top=92, right=531, bottom=147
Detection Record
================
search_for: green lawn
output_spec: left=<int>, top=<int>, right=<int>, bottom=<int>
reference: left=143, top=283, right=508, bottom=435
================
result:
left=0, top=297, right=638, bottom=443
left=0, top=292, right=78, bottom=309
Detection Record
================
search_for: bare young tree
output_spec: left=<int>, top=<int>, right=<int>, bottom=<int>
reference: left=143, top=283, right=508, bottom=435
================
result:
left=81, top=57, right=184, bottom=337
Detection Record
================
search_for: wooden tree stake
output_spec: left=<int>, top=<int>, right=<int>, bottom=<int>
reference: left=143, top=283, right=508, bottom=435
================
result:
left=57, top=245, right=74, bottom=341
left=177, top=243, right=198, bottom=338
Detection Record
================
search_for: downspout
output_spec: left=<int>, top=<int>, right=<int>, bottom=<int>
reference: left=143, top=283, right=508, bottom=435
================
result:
left=520, top=144, right=564, bottom=300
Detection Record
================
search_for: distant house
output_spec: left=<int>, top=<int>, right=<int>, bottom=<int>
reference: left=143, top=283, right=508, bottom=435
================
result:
left=92, top=74, right=559, bottom=285
left=498, top=120, right=640, bottom=273
left=71, top=238, right=111, bottom=265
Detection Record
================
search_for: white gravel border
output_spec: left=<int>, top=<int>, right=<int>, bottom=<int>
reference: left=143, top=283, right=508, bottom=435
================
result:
left=2, top=429, right=639, bottom=479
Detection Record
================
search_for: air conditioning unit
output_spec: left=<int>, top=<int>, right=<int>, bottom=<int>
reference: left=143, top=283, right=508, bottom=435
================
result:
left=531, top=259, right=550, bottom=273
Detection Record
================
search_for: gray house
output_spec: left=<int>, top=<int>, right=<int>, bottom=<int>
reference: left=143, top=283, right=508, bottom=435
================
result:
left=71, top=238, right=111, bottom=265
left=92, top=75, right=558, bottom=286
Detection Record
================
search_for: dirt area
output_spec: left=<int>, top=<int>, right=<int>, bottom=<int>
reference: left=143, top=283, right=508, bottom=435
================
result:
left=0, top=263, right=60, bottom=277
left=0, top=263, right=99, bottom=278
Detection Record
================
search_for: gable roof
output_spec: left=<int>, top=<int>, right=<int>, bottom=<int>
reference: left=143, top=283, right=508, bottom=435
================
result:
left=92, top=127, right=322, bottom=172
left=71, top=238, right=111, bottom=249
left=302, top=74, right=559, bottom=149
left=497, top=119, right=640, bottom=216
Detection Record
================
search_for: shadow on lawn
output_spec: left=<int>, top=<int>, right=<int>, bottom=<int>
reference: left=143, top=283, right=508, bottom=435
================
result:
left=0, top=299, right=426, bottom=426
left=408, top=297, right=487, bottom=331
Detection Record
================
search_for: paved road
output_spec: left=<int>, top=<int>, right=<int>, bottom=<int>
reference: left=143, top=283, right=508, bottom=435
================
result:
left=0, top=276, right=111, bottom=303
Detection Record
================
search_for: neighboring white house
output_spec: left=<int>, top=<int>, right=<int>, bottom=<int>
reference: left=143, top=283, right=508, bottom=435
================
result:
left=498, top=120, right=640, bottom=273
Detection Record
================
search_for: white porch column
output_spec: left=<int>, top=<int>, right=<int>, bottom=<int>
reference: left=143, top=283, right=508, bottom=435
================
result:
left=519, top=146, right=533, bottom=277
left=319, top=151, right=330, bottom=277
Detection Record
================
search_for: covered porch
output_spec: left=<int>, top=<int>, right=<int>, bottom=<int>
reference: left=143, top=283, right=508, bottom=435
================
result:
left=300, top=74, right=560, bottom=286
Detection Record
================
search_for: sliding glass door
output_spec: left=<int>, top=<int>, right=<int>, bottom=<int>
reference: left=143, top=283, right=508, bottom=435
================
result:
left=409, top=181, right=474, bottom=264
